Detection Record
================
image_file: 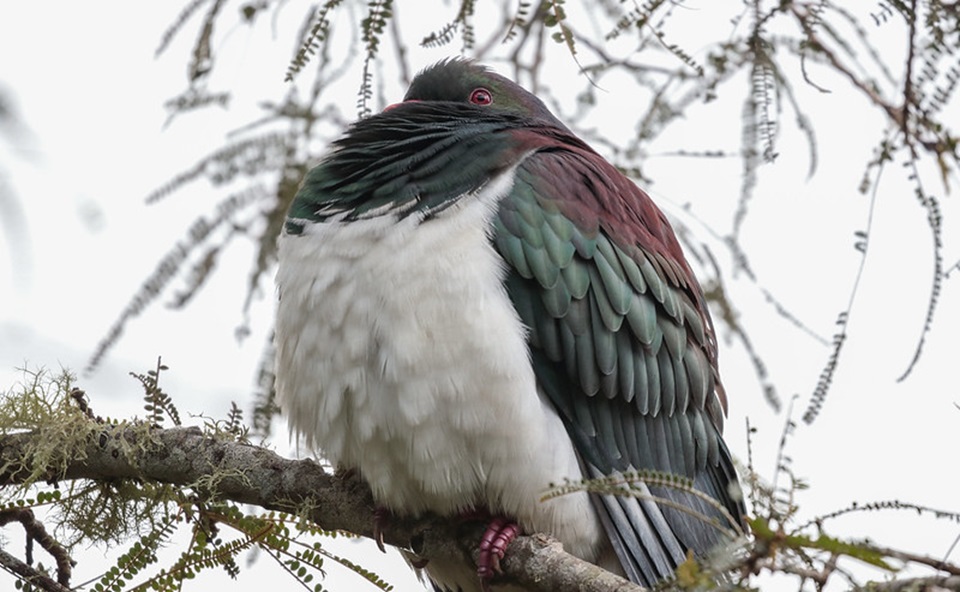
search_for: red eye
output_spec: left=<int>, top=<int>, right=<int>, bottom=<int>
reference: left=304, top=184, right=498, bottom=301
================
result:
left=469, top=88, right=493, bottom=106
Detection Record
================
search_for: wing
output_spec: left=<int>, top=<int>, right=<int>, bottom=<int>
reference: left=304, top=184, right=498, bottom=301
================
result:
left=494, top=146, right=744, bottom=586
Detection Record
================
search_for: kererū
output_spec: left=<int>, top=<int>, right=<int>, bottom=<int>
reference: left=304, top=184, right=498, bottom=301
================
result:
left=274, top=59, right=745, bottom=591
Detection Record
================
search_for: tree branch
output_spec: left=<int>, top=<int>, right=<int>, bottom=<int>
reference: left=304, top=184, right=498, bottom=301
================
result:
left=790, top=4, right=904, bottom=128
left=854, top=575, right=960, bottom=592
left=0, top=425, right=643, bottom=592
left=0, top=508, right=73, bottom=585
left=0, top=549, right=72, bottom=592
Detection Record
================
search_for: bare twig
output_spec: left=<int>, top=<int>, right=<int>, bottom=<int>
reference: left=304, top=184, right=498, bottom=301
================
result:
left=863, top=543, right=960, bottom=577
left=790, top=4, right=904, bottom=128
left=902, top=0, right=918, bottom=153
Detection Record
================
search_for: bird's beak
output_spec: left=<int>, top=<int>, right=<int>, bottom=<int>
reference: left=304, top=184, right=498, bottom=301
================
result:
left=384, top=99, right=420, bottom=111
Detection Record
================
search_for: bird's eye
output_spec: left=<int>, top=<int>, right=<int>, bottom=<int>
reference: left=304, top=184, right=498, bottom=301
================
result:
left=469, top=88, right=493, bottom=106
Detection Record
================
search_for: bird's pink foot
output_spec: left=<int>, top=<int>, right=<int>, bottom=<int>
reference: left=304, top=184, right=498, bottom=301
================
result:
left=477, top=517, right=521, bottom=589
left=373, top=507, right=390, bottom=553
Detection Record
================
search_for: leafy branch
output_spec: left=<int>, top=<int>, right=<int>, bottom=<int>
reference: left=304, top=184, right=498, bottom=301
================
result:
left=0, top=371, right=642, bottom=592
left=3, top=370, right=960, bottom=591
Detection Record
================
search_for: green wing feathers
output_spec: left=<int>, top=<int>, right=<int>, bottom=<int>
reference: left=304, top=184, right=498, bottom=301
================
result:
left=495, top=150, right=739, bottom=509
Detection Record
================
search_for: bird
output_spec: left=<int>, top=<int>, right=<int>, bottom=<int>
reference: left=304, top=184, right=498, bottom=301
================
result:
left=274, top=58, right=745, bottom=591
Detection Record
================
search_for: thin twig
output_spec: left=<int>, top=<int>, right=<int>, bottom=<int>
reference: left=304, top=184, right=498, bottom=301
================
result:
left=790, top=4, right=904, bottom=128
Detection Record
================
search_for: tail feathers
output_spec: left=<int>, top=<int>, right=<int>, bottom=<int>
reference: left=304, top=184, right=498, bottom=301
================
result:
left=589, top=465, right=741, bottom=587
left=591, top=480, right=685, bottom=584
left=408, top=452, right=744, bottom=590
left=655, top=437, right=746, bottom=555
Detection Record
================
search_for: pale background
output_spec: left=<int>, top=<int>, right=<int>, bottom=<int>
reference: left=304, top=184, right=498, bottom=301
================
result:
left=1, top=3, right=958, bottom=591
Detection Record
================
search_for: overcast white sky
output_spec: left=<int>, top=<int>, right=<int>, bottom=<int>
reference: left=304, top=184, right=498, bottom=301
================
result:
left=1, top=3, right=959, bottom=591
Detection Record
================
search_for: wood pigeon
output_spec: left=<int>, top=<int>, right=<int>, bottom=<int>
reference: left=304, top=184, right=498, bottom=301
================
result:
left=274, top=58, right=745, bottom=591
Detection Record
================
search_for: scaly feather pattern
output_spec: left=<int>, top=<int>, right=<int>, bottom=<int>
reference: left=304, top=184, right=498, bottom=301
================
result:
left=498, top=146, right=742, bottom=584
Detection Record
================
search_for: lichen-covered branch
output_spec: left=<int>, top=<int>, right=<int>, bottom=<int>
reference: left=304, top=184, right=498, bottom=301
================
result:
left=2, top=379, right=960, bottom=592
left=0, top=424, right=643, bottom=592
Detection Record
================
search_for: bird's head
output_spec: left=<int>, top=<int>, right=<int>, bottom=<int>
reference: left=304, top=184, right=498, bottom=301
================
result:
left=389, top=58, right=569, bottom=131
left=284, top=59, right=588, bottom=228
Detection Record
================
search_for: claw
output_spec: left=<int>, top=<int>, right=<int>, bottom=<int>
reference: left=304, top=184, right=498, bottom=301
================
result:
left=373, top=507, right=390, bottom=553
left=476, top=517, right=520, bottom=588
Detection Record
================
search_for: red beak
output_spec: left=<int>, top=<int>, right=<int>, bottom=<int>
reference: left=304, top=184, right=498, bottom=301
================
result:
left=384, top=99, right=420, bottom=111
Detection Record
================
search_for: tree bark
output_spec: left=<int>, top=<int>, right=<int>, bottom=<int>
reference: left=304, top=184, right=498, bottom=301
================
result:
left=0, top=425, right=643, bottom=592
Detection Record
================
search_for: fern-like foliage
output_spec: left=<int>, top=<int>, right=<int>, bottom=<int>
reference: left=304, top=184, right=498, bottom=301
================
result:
left=802, top=498, right=960, bottom=530
left=144, top=133, right=290, bottom=205
left=802, top=318, right=846, bottom=424
left=162, top=88, right=230, bottom=127
left=795, top=3, right=959, bottom=417
left=224, top=401, right=245, bottom=439
left=543, top=0, right=577, bottom=59
left=131, top=358, right=180, bottom=427
left=730, top=405, right=960, bottom=589
left=420, top=0, right=476, bottom=51
left=92, top=515, right=179, bottom=592
left=605, top=0, right=669, bottom=41
left=5, top=360, right=960, bottom=590
left=897, top=171, right=944, bottom=381
left=105, top=495, right=396, bottom=591
left=736, top=6, right=782, bottom=243
left=539, top=408, right=960, bottom=590
left=84, top=0, right=960, bottom=452
left=357, top=0, right=394, bottom=117
left=1, top=368, right=400, bottom=592
left=86, top=185, right=268, bottom=373
left=155, top=0, right=212, bottom=58
left=653, top=29, right=704, bottom=77
left=502, top=0, right=531, bottom=43
left=285, top=0, right=346, bottom=82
